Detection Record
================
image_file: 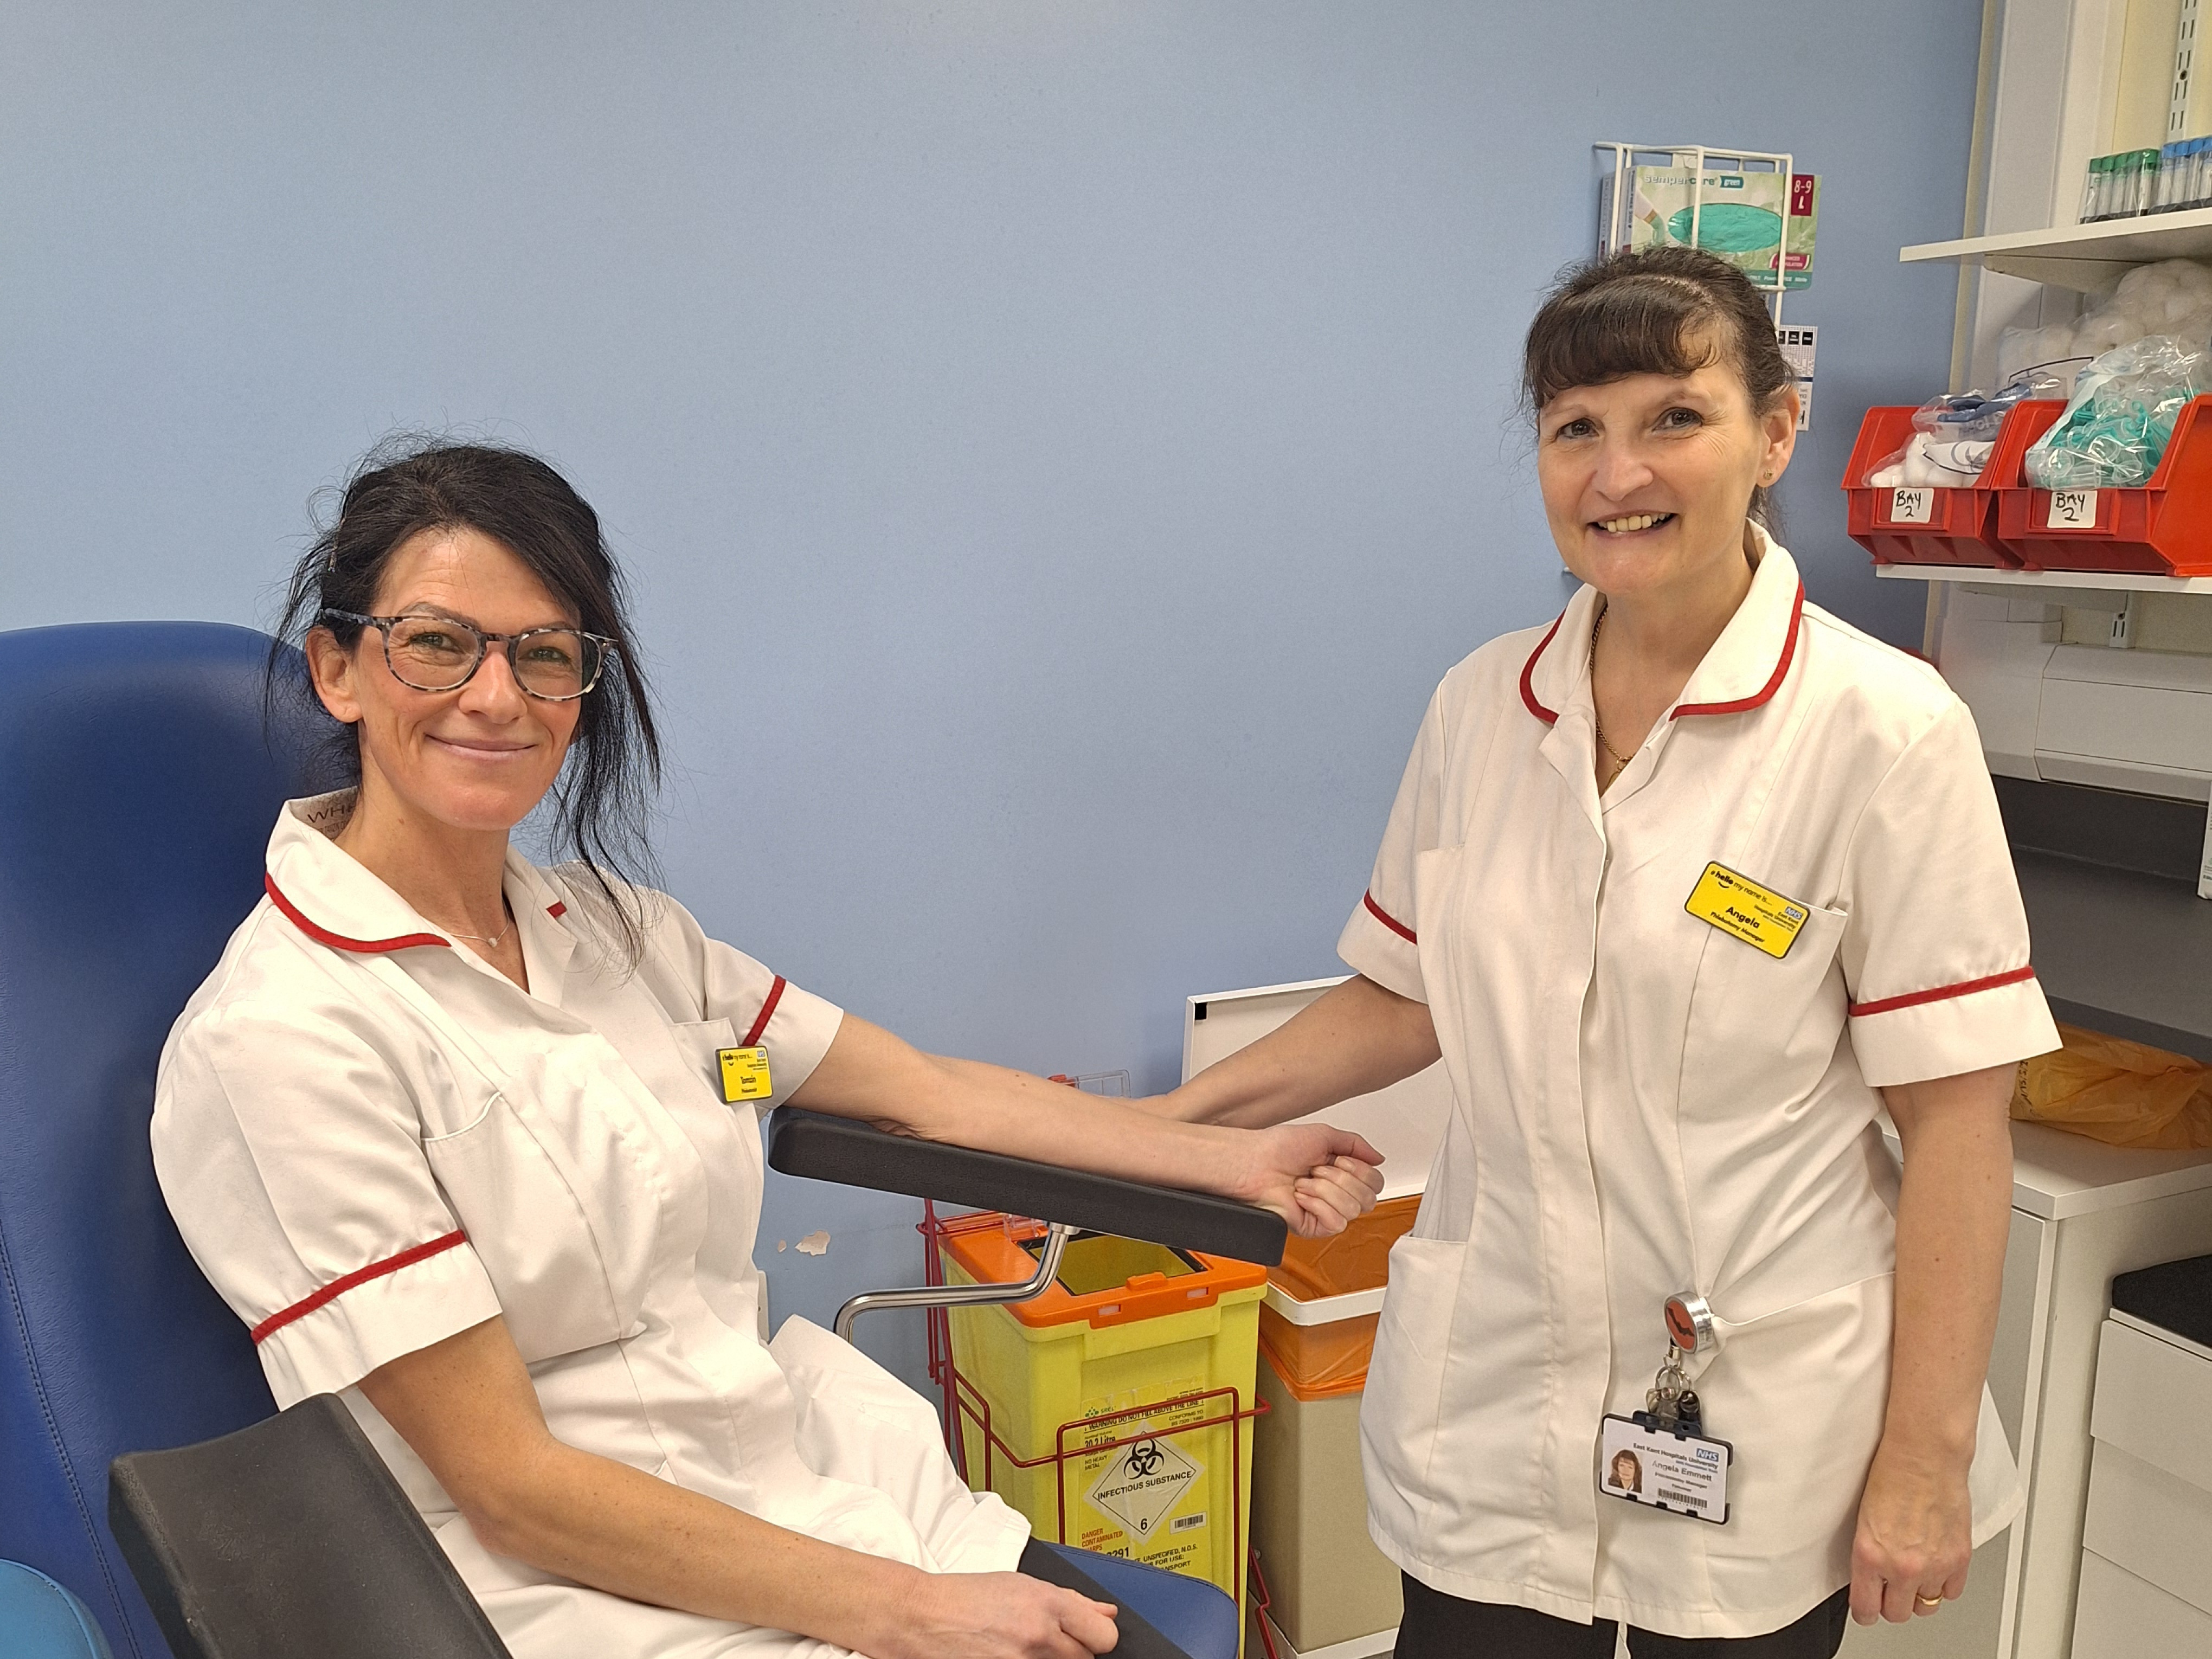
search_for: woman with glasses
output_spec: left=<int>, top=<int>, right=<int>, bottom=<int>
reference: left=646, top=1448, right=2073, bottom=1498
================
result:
left=151, top=441, right=1384, bottom=1659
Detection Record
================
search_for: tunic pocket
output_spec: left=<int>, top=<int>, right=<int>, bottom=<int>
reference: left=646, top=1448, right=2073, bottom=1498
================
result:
left=422, top=1096, right=634, bottom=1365
left=1360, top=1234, right=1465, bottom=1547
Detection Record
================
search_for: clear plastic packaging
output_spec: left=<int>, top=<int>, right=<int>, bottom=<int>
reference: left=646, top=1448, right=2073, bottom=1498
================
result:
left=2022, top=335, right=2210, bottom=488
left=1864, top=375, right=2066, bottom=490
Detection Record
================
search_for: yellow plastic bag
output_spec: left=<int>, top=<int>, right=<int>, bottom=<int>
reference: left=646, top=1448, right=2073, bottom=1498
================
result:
left=2011, top=1023, right=2212, bottom=1150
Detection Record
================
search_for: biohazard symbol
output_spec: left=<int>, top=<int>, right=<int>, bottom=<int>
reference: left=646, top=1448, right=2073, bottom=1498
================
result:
left=1085, top=1433, right=1199, bottom=1538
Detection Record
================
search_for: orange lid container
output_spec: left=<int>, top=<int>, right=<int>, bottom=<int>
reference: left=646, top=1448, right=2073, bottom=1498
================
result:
left=1258, top=1194, right=1420, bottom=1401
left=936, top=1212, right=1266, bottom=1330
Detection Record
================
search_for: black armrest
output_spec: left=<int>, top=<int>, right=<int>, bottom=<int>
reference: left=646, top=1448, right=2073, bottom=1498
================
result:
left=765, top=1108, right=1287, bottom=1266
left=109, top=1393, right=511, bottom=1659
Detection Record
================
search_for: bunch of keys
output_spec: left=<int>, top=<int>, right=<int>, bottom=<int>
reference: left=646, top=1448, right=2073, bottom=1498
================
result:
left=1599, top=1289, right=1733, bottom=1525
left=1644, top=1344, right=1703, bottom=1436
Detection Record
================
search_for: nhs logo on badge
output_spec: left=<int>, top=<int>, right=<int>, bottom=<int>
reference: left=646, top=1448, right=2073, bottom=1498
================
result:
left=1695, top=1446, right=1721, bottom=1463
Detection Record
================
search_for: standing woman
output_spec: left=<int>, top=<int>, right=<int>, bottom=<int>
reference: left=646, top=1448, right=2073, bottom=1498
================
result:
left=1152, top=248, right=2056, bottom=1655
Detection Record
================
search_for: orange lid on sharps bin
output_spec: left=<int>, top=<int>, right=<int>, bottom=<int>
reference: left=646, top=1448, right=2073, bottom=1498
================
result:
left=936, top=1213, right=1267, bottom=1330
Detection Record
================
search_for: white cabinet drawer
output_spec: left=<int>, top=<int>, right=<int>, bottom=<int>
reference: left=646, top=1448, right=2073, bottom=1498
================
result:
left=2069, top=1549, right=2212, bottom=1658
left=2091, top=1319, right=2212, bottom=1493
left=2082, top=1441, right=2212, bottom=1616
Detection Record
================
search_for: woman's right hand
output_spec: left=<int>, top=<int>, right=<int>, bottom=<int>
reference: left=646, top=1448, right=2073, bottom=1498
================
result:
left=886, top=1571, right=1118, bottom=1659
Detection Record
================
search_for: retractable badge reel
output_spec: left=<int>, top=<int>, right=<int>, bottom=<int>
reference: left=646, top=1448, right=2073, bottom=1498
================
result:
left=1597, top=1291, right=1735, bottom=1525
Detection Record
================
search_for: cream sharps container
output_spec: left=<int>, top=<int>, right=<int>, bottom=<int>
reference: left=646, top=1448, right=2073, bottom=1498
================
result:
left=1182, top=979, right=1454, bottom=1659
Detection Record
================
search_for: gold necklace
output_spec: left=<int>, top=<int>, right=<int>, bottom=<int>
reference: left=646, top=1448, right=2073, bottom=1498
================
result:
left=1589, top=605, right=1635, bottom=788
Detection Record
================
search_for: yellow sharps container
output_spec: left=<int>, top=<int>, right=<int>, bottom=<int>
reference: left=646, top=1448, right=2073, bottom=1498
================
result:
left=938, top=1215, right=1268, bottom=1623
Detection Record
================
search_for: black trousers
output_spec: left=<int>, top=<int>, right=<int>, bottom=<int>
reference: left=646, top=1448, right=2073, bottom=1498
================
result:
left=1394, top=1573, right=1850, bottom=1659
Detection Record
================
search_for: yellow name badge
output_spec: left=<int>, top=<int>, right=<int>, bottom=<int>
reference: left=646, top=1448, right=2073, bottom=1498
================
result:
left=717, top=1046, right=774, bottom=1104
left=1684, top=863, right=1811, bottom=961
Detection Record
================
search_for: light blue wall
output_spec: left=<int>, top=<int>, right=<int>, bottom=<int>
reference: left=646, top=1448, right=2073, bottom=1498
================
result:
left=2, top=2, right=1983, bottom=1385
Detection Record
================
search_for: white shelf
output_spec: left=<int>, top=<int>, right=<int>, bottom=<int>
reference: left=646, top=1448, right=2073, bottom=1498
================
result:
left=1875, top=564, right=2212, bottom=593
left=1900, top=209, right=2212, bottom=291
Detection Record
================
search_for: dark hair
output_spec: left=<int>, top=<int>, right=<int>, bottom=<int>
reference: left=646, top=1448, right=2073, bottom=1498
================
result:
left=270, top=439, right=664, bottom=960
left=1522, top=246, right=1793, bottom=528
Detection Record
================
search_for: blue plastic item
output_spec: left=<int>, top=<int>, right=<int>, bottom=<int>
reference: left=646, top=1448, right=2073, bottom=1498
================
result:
left=0, top=1556, right=119, bottom=1657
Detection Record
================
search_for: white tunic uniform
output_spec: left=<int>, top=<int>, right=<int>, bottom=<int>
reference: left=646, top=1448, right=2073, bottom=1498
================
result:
left=152, top=793, right=1030, bottom=1659
left=1339, top=537, right=2058, bottom=1640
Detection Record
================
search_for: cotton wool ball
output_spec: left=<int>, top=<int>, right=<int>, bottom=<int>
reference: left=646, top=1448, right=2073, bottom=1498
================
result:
left=2115, top=265, right=2160, bottom=303
left=2075, top=313, right=2135, bottom=353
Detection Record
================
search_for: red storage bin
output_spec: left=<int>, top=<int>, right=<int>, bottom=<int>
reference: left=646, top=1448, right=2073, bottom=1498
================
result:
left=1842, top=402, right=2048, bottom=567
left=1995, top=395, right=2212, bottom=575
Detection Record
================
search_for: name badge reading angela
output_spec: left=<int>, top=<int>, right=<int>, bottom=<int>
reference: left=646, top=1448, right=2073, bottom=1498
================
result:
left=717, top=1046, right=773, bottom=1104
left=1684, top=863, right=1809, bottom=961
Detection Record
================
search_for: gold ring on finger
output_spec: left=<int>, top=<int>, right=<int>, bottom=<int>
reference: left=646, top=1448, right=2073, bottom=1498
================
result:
left=1915, top=1594, right=1943, bottom=1610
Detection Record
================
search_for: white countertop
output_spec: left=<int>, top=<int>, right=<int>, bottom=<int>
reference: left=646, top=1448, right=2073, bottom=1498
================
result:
left=1882, top=1117, right=2212, bottom=1221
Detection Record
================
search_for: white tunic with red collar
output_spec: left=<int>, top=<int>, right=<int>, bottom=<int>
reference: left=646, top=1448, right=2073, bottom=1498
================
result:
left=1338, top=536, right=2056, bottom=1639
left=152, top=793, right=1028, bottom=1659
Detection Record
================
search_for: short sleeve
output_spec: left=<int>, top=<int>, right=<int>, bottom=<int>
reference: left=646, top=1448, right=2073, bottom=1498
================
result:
left=651, top=897, right=845, bottom=1110
left=1337, top=689, right=1446, bottom=1004
left=1838, top=702, right=2061, bottom=1088
left=151, top=1005, right=502, bottom=1406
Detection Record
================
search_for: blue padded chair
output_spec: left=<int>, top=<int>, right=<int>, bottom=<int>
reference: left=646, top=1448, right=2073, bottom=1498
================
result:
left=0, top=623, right=339, bottom=1657
left=0, top=621, right=1249, bottom=1659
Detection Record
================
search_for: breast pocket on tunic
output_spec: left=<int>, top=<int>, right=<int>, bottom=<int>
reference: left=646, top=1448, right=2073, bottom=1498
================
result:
left=665, top=1017, right=740, bottom=1108
left=1681, top=898, right=1850, bottom=1096
left=423, top=1096, right=638, bottom=1365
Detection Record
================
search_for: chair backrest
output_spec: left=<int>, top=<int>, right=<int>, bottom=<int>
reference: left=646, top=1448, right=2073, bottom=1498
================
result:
left=0, top=623, right=343, bottom=1659
left=107, top=1393, right=511, bottom=1659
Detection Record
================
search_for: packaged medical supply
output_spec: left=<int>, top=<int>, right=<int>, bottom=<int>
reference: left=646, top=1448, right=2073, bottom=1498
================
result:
left=1598, top=164, right=1818, bottom=289
left=2084, top=149, right=2164, bottom=220
left=2023, top=335, right=2210, bottom=488
left=1997, top=259, right=2212, bottom=394
left=1864, top=377, right=2060, bottom=489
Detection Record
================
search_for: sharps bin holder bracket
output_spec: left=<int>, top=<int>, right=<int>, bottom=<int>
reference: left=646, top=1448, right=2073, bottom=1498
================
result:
left=946, top=1366, right=1269, bottom=1613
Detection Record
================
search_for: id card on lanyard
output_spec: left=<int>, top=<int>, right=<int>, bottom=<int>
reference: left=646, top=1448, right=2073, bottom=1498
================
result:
left=1599, top=1293, right=1734, bottom=1525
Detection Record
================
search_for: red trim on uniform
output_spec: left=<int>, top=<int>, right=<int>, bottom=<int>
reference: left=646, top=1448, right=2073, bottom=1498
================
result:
left=1674, top=583, right=1805, bottom=719
left=546, top=902, right=567, bottom=919
left=1519, top=614, right=1566, bottom=725
left=1849, top=965, right=2036, bottom=1019
left=1363, top=891, right=1417, bottom=945
left=741, top=975, right=787, bottom=1049
left=263, top=874, right=449, bottom=954
left=249, top=1230, right=470, bottom=1345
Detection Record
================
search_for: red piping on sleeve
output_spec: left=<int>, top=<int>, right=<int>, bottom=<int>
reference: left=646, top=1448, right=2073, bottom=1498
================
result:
left=264, top=874, right=449, bottom=954
left=1674, top=584, right=1805, bottom=719
left=1849, top=965, right=2036, bottom=1019
left=546, top=902, right=567, bottom=919
left=1363, top=891, right=1417, bottom=945
left=740, top=975, right=787, bottom=1049
left=250, top=1230, right=470, bottom=1345
left=1519, top=614, right=1565, bottom=725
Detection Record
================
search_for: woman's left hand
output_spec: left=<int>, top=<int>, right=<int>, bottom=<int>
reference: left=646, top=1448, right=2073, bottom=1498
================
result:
left=1228, top=1123, right=1385, bottom=1238
left=1848, top=1438, right=1974, bottom=1624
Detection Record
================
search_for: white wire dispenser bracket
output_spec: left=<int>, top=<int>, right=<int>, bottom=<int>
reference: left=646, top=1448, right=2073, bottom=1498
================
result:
left=1595, top=142, right=1797, bottom=323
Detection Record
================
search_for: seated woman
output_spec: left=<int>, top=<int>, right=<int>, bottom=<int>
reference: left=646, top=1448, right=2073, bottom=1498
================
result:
left=152, top=441, right=1382, bottom=1659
